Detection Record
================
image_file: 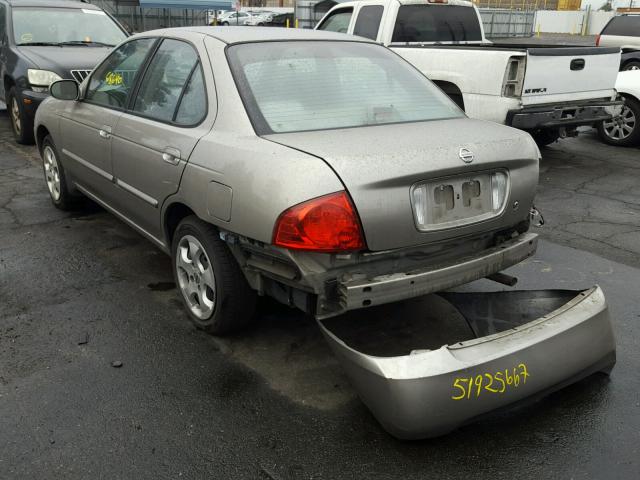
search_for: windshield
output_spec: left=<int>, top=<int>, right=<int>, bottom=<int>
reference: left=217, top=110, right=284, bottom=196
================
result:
left=392, top=5, right=482, bottom=43
left=227, top=41, right=463, bottom=135
left=13, top=7, right=126, bottom=46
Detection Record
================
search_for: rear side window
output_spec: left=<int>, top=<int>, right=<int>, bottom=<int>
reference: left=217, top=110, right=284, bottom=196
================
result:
left=174, top=67, right=207, bottom=125
left=601, top=16, right=640, bottom=37
left=132, top=39, right=202, bottom=124
left=317, top=8, right=353, bottom=34
left=392, top=5, right=482, bottom=43
left=354, top=6, right=384, bottom=40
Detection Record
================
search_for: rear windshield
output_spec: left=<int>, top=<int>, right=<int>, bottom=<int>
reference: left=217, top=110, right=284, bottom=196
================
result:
left=12, top=7, right=126, bottom=46
left=601, top=16, right=640, bottom=37
left=227, top=41, right=463, bottom=135
left=392, top=5, right=482, bottom=43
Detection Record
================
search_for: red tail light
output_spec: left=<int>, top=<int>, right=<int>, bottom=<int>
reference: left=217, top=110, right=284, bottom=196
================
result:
left=595, top=34, right=601, bottom=46
left=273, top=191, right=366, bottom=252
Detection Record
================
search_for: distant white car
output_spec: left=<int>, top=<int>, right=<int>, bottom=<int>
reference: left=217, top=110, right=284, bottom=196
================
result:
left=217, top=11, right=252, bottom=26
left=597, top=70, right=640, bottom=147
left=245, top=12, right=274, bottom=26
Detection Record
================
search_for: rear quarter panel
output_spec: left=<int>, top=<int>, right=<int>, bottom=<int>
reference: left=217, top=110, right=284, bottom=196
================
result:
left=165, top=37, right=344, bottom=245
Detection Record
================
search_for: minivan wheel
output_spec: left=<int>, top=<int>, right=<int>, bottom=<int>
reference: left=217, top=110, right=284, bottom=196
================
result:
left=172, top=216, right=257, bottom=335
left=42, top=135, right=80, bottom=210
left=597, top=96, right=640, bottom=147
left=622, top=61, right=640, bottom=71
left=7, top=87, right=35, bottom=144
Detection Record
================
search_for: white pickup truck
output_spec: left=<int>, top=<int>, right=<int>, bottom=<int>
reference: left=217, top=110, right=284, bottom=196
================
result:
left=316, top=0, right=622, bottom=145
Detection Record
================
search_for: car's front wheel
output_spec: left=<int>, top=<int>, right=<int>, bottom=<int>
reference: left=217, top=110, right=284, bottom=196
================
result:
left=7, top=87, right=35, bottom=144
left=42, top=135, right=81, bottom=210
left=172, top=216, right=257, bottom=335
left=597, top=96, right=640, bottom=147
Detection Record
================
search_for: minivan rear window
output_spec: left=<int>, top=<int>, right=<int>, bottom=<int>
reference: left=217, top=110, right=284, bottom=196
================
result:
left=601, top=16, right=640, bottom=37
left=392, top=5, right=482, bottom=43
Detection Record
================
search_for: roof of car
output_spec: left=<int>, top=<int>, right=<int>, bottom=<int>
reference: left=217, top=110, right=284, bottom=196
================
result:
left=135, top=26, right=373, bottom=45
left=3, top=0, right=100, bottom=9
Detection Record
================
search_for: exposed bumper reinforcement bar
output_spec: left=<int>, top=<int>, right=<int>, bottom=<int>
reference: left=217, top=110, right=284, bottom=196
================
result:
left=336, top=232, right=538, bottom=315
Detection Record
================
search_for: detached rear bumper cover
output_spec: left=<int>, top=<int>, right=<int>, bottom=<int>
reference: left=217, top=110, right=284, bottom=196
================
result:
left=319, top=286, right=616, bottom=439
left=507, top=99, right=623, bottom=129
left=335, top=232, right=538, bottom=316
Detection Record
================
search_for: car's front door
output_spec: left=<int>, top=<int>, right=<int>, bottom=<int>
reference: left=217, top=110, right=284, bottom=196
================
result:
left=58, top=37, right=156, bottom=201
left=109, top=37, right=213, bottom=241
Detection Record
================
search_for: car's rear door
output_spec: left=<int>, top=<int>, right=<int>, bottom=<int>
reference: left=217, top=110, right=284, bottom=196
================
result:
left=59, top=38, right=156, bottom=201
left=109, top=36, right=215, bottom=241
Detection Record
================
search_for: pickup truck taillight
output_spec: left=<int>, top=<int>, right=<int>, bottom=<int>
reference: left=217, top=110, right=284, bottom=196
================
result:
left=502, top=57, right=525, bottom=98
left=273, top=191, right=366, bottom=253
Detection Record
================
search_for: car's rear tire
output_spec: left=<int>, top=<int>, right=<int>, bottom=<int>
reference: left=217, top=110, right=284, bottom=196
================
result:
left=622, top=60, right=640, bottom=71
left=222, top=21, right=229, bottom=26
left=7, top=87, right=35, bottom=145
left=41, top=135, right=82, bottom=210
left=172, top=216, right=257, bottom=335
left=530, top=129, right=560, bottom=147
left=597, top=96, right=640, bottom=147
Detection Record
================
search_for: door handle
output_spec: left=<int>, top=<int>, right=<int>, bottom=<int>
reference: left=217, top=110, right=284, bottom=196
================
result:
left=162, top=147, right=181, bottom=166
left=99, top=125, right=112, bottom=139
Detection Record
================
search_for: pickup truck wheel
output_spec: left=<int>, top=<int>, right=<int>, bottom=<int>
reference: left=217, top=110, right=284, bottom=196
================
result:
left=7, top=87, right=35, bottom=145
left=172, top=216, right=257, bottom=335
left=530, top=130, right=560, bottom=147
left=41, top=135, right=82, bottom=210
left=597, top=96, right=640, bottom=147
left=622, top=61, right=640, bottom=71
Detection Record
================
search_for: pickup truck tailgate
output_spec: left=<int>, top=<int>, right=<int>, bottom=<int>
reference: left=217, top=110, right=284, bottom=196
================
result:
left=521, top=47, right=620, bottom=105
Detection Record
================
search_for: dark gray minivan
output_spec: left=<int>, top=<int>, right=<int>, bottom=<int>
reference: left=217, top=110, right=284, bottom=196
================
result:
left=0, top=0, right=127, bottom=143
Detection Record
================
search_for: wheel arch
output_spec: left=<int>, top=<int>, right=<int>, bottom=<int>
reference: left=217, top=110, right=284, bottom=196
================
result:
left=163, top=201, right=205, bottom=248
left=35, top=124, right=50, bottom=153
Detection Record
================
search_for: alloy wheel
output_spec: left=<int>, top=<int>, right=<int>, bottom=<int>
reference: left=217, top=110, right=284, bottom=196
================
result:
left=602, top=105, right=636, bottom=141
left=10, top=97, right=21, bottom=136
left=43, top=145, right=61, bottom=201
left=175, top=235, right=217, bottom=319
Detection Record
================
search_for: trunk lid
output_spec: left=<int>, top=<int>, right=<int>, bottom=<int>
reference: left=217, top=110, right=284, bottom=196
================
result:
left=521, top=47, right=620, bottom=106
left=264, top=118, right=539, bottom=251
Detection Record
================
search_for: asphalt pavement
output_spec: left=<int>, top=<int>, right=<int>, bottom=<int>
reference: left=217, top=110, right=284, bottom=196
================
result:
left=0, top=108, right=639, bottom=479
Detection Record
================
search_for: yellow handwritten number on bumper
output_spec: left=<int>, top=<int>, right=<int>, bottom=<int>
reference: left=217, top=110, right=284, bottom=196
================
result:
left=451, top=363, right=530, bottom=400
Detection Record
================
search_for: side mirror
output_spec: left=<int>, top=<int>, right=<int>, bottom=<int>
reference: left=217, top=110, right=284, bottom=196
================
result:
left=50, top=79, right=79, bottom=101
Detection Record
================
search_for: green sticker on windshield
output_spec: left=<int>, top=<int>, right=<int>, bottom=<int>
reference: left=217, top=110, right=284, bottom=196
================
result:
left=20, top=33, right=33, bottom=43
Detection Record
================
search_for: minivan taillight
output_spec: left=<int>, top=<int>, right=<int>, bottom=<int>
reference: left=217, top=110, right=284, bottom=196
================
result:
left=273, top=191, right=366, bottom=252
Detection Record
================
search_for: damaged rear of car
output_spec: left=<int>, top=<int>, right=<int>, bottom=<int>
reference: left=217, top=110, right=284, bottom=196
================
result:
left=221, top=40, right=540, bottom=319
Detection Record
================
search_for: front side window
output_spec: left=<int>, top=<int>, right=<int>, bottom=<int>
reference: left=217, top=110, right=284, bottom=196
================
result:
left=132, top=39, right=203, bottom=124
left=12, top=7, right=126, bottom=46
left=85, top=38, right=155, bottom=109
left=601, top=16, right=640, bottom=37
left=227, top=41, right=463, bottom=134
left=353, top=6, right=384, bottom=40
left=316, top=8, right=353, bottom=34
left=392, top=5, right=482, bottom=43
